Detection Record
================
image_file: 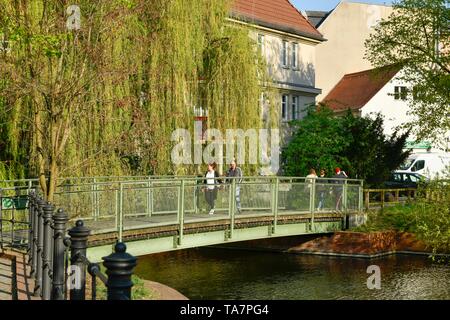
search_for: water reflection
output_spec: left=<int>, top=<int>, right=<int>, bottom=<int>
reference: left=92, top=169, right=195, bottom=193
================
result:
left=134, top=248, right=449, bottom=300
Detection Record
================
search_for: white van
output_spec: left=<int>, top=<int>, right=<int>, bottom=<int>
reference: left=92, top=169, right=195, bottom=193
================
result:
left=396, top=152, right=450, bottom=179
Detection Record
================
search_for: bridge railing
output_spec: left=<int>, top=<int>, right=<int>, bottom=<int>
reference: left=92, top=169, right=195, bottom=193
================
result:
left=363, top=188, right=419, bottom=210
left=0, top=190, right=138, bottom=300
left=47, top=176, right=363, bottom=240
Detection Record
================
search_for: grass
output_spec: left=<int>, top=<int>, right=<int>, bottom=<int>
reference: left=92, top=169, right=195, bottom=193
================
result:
left=93, top=274, right=157, bottom=300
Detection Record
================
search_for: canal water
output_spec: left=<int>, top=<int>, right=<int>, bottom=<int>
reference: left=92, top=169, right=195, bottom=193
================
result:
left=134, top=248, right=449, bottom=300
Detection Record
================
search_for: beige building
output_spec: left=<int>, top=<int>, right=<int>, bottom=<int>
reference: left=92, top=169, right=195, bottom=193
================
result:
left=306, top=1, right=393, bottom=101
left=231, top=0, right=325, bottom=135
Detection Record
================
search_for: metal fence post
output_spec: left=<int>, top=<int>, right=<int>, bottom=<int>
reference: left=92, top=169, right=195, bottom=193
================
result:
left=28, top=191, right=35, bottom=267
left=359, top=182, right=364, bottom=212
left=311, top=179, right=316, bottom=232
left=42, top=202, right=54, bottom=300
left=230, top=179, right=236, bottom=239
left=103, top=242, right=137, bottom=300
left=35, top=198, right=45, bottom=296
left=178, top=180, right=185, bottom=246
left=31, top=196, right=39, bottom=279
left=51, top=209, right=68, bottom=300
left=273, top=178, right=279, bottom=235
left=147, top=178, right=153, bottom=217
left=68, top=220, right=90, bottom=300
left=343, top=180, right=348, bottom=230
left=118, top=183, right=123, bottom=242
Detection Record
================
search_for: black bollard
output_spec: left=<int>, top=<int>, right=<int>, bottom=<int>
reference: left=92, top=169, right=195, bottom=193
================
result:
left=35, top=198, right=46, bottom=297
left=42, top=202, right=54, bottom=300
left=51, top=209, right=68, bottom=300
left=68, top=220, right=90, bottom=300
left=27, top=191, right=35, bottom=265
left=103, top=243, right=137, bottom=300
left=31, top=195, right=39, bottom=278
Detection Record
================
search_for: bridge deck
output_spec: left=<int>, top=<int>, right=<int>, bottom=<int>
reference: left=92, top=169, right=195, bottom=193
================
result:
left=84, top=211, right=344, bottom=247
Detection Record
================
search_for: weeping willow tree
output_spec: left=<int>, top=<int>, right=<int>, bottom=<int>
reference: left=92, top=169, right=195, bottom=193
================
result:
left=0, top=0, right=277, bottom=200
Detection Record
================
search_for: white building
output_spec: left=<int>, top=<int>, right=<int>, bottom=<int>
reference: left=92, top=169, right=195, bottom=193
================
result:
left=322, top=65, right=450, bottom=152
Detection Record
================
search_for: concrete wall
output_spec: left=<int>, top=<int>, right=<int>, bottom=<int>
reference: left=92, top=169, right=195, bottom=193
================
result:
left=316, top=2, right=393, bottom=101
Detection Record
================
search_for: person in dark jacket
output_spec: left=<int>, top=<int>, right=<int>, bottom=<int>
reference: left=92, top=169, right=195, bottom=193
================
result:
left=332, top=167, right=348, bottom=211
left=226, top=160, right=243, bottom=214
left=203, top=162, right=221, bottom=215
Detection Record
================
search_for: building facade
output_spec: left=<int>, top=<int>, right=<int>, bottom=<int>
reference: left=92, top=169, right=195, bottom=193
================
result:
left=230, top=0, right=325, bottom=140
left=307, top=1, right=393, bottom=101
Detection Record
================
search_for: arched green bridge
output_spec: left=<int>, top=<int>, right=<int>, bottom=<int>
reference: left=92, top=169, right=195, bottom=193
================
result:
left=0, top=176, right=364, bottom=262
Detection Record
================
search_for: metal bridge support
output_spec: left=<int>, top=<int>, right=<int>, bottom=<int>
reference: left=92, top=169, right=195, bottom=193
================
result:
left=103, top=242, right=137, bottom=300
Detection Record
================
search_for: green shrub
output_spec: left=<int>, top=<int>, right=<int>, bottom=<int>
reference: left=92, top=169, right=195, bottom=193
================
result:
left=353, top=173, right=450, bottom=262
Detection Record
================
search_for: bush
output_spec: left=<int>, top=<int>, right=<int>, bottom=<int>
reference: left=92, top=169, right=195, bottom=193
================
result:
left=354, top=174, right=450, bottom=262
left=281, top=106, right=410, bottom=187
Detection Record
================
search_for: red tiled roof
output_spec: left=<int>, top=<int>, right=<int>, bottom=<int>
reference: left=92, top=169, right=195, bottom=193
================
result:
left=231, top=0, right=324, bottom=41
left=321, top=65, right=401, bottom=112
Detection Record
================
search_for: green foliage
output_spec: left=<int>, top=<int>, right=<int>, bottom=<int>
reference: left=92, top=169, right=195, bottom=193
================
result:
left=0, top=0, right=276, bottom=188
left=356, top=205, right=419, bottom=233
left=365, top=0, right=450, bottom=140
left=281, top=106, right=410, bottom=186
left=355, top=172, right=450, bottom=262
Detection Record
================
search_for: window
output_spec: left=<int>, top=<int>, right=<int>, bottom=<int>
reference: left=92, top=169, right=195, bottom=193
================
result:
left=411, top=160, right=425, bottom=172
left=291, top=96, right=299, bottom=120
left=394, top=86, right=408, bottom=100
left=408, top=174, right=421, bottom=183
left=281, top=40, right=289, bottom=67
left=281, top=95, right=288, bottom=121
left=412, top=86, right=426, bottom=101
left=292, top=43, right=298, bottom=69
left=257, top=34, right=265, bottom=55
left=260, top=92, right=268, bottom=122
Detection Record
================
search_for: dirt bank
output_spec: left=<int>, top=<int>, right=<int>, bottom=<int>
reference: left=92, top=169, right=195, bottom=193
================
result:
left=143, top=280, right=188, bottom=300
left=288, top=231, right=432, bottom=257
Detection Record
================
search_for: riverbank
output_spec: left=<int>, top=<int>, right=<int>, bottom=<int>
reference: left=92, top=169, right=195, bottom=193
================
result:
left=142, top=280, right=188, bottom=300
left=287, top=231, right=433, bottom=258
left=212, top=231, right=446, bottom=259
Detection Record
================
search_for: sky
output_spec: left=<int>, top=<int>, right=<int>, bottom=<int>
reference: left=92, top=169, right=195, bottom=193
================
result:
left=291, top=0, right=393, bottom=12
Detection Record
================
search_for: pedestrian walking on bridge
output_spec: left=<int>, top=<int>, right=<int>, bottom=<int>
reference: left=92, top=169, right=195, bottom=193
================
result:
left=203, top=163, right=221, bottom=215
left=226, top=160, right=243, bottom=214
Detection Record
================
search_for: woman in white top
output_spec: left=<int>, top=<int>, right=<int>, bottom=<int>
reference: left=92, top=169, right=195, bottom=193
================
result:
left=305, top=168, right=318, bottom=193
left=203, top=163, right=222, bottom=215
